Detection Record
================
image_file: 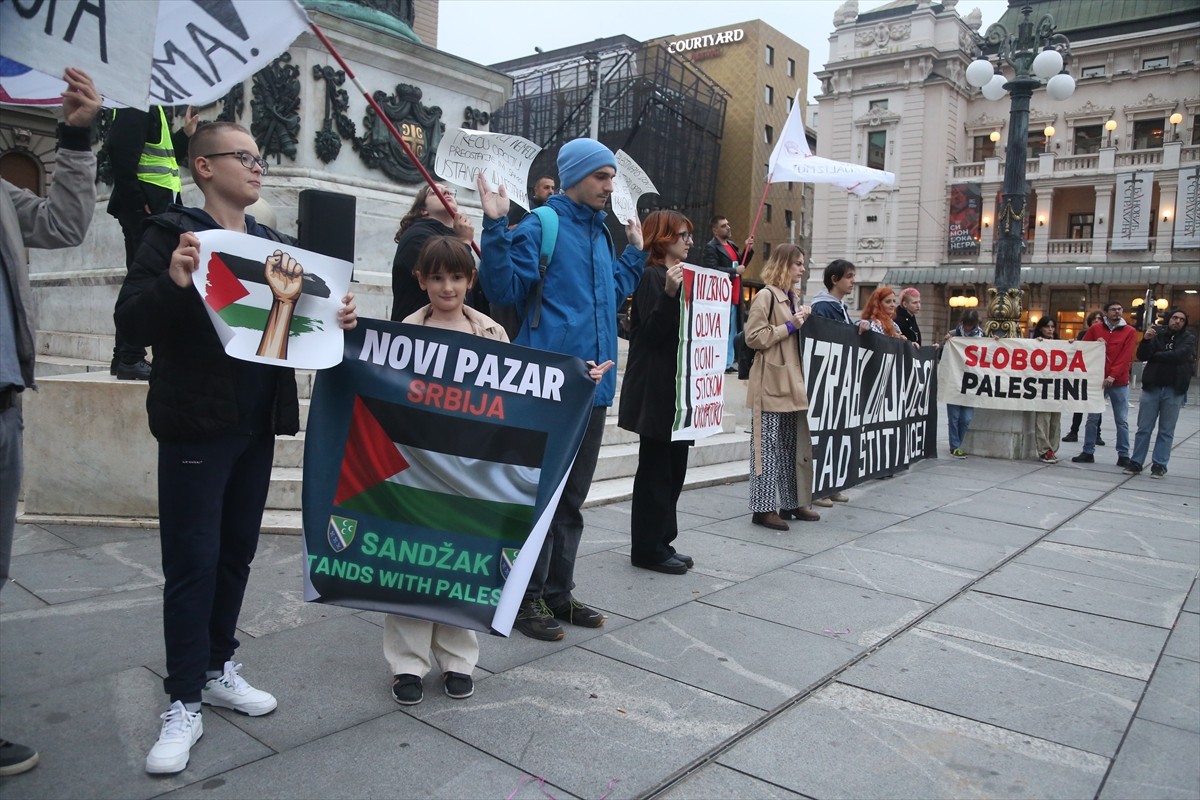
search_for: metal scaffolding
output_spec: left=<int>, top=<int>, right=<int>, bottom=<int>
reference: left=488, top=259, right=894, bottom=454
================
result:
left=490, top=38, right=728, bottom=251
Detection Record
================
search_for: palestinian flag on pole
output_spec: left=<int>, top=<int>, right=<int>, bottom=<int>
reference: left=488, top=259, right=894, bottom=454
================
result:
left=334, top=396, right=545, bottom=544
left=202, top=251, right=327, bottom=336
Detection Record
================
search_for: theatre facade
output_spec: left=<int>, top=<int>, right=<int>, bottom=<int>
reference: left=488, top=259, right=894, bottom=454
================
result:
left=810, top=0, right=1199, bottom=342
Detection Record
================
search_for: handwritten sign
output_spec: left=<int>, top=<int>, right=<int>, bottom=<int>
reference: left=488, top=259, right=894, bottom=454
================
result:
left=435, top=129, right=541, bottom=211
left=612, top=150, right=658, bottom=224
left=673, top=264, right=730, bottom=441
left=0, top=0, right=309, bottom=109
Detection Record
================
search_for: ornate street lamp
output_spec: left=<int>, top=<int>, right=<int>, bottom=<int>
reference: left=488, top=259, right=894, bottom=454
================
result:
left=965, top=3, right=1074, bottom=337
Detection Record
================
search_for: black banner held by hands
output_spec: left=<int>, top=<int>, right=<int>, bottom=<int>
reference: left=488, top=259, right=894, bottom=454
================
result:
left=802, top=316, right=938, bottom=495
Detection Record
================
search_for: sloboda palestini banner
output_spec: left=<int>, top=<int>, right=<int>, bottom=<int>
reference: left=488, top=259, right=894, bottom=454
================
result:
left=938, top=337, right=1105, bottom=413
left=301, top=319, right=595, bottom=635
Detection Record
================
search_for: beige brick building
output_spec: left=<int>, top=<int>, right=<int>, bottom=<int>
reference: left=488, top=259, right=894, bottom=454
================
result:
left=653, top=21, right=816, bottom=284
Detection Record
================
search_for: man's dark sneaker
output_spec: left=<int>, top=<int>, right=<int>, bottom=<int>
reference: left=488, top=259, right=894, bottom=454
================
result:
left=0, top=739, right=39, bottom=776
left=1151, top=464, right=1167, bottom=479
left=443, top=672, right=474, bottom=699
left=673, top=553, right=694, bottom=569
left=548, top=597, right=606, bottom=628
left=513, top=599, right=564, bottom=641
left=391, top=674, right=423, bottom=705
left=1123, top=462, right=1142, bottom=475
left=115, top=358, right=151, bottom=381
left=1117, top=456, right=1131, bottom=468
left=1061, top=431, right=1078, bottom=442
left=1097, top=436, right=1106, bottom=446
left=1071, top=453, right=1094, bottom=463
left=109, top=357, right=118, bottom=376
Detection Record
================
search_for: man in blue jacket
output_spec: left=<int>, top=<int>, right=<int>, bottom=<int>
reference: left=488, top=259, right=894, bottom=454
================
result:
left=477, top=139, right=646, bottom=641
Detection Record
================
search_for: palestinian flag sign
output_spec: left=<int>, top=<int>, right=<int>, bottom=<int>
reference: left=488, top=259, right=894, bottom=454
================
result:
left=301, top=318, right=596, bottom=635
left=672, top=263, right=730, bottom=441
left=192, top=229, right=352, bottom=369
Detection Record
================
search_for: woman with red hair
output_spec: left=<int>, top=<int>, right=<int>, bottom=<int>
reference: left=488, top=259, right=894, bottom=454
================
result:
left=860, top=285, right=907, bottom=339
left=618, top=210, right=695, bottom=575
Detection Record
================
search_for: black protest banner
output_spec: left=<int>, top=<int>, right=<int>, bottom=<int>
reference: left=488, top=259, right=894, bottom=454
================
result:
left=802, top=316, right=938, bottom=494
left=301, top=318, right=595, bottom=636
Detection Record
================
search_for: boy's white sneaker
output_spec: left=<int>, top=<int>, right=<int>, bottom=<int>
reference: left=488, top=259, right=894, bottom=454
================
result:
left=201, top=661, right=278, bottom=716
left=145, top=701, right=203, bottom=774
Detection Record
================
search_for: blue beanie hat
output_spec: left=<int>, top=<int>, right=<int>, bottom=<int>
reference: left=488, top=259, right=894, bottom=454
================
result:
left=557, top=138, right=617, bottom=190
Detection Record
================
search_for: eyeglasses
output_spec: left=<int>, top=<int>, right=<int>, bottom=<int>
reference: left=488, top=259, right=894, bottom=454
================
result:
left=676, top=231, right=694, bottom=240
left=202, top=151, right=269, bottom=174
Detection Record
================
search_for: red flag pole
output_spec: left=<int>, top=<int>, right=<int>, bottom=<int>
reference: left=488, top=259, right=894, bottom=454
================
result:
left=307, top=22, right=481, bottom=257
left=747, top=173, right=773, bottom=245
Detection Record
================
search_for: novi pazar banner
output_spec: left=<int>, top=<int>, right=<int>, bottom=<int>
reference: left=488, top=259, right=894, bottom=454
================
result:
left=193, top=230, right=352, bottom=370
left=673, top=265, right=730, bottom=441
left=301, top=319, right=595, bottom=636
left=937, top=337, right=1105, bottom=413
left=802, top=316, right=938, bottom=494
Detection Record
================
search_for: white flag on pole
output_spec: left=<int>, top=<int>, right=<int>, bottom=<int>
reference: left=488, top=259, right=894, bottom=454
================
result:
left=767, top=94, right=896, bottom=196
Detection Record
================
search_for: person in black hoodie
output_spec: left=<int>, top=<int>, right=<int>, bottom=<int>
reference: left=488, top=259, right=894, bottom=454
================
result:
left=1124, top=308, right=1196, bottom=478
left=391, top=182, right=475, bottom=321
left=115, top=122, right=357, bottom=776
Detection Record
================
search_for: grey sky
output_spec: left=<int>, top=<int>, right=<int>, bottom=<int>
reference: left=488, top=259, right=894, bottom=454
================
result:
left=437, top=0, right=1013, bottom=104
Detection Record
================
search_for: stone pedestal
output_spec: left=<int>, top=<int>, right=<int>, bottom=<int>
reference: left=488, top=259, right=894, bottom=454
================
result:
left=23, top=373, right=158, bottom=518
left=962, top=407, right=1038, bottom=460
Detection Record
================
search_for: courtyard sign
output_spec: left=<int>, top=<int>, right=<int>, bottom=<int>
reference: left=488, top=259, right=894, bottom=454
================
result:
left=666, top=29, right=744, bottom=54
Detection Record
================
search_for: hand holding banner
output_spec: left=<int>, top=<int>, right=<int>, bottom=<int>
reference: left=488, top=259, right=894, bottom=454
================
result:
left=612, top=150, right=658, bottom=224
left=192, top=230, right=352, bottom=369
left=434, top=130, right=541, bottom=211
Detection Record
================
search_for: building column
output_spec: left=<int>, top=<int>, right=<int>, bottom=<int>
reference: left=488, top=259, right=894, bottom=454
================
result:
left=1032, top=186, right=1053, bottom=263
left=1154, top=181, right=1179, bottom=262
left=1090, top=186, right=1113, bottom=263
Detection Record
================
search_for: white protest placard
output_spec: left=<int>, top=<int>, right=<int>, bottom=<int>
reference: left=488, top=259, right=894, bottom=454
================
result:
left=673, top=264, right=731, bottom=441
left=936, top=337, right=1105, bottom=413
left=435, top=130, right=541, bottom=211
left=0, top=0, right=310, bottom=109
left=192, top=230, right=352, bottom=370
left=611, top=149, right=658, bottom=224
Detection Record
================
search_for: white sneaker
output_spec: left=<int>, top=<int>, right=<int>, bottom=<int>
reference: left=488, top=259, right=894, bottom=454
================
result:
left=145, top=701, right=203, bottom=774
left=202, top=661, right=278, bottom=716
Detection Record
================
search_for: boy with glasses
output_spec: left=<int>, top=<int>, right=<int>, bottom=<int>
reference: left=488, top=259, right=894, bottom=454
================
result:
left=115, top=122, right=358, bottom=775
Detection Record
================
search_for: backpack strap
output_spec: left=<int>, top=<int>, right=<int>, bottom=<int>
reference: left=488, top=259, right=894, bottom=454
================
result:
left=524, top=206, right=616, bottom=331
left=528, top=206, right=558, bottom=330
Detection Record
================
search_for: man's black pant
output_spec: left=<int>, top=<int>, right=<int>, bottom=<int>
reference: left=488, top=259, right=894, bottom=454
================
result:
left=630, top=436, right=690, bottom=565
left=158, top=431, right=274, bottom=703
left=114, top=213, right=148, bottom=364
left=525, top=406, right=606, bottom=606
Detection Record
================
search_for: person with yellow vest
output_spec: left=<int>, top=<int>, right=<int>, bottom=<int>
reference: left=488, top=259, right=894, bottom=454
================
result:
left=106, top=105, right=198, bottom=379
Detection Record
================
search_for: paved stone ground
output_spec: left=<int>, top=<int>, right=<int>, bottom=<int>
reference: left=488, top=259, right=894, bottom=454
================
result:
left=2, top=398, right=1197, bottom=800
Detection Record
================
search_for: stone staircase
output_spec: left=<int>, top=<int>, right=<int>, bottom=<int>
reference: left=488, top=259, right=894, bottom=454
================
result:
left=27, top=320, right=750, bottom=533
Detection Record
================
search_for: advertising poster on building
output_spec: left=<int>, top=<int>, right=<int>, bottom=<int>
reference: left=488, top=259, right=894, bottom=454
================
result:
left=1175, top=166, right=1200, bottom=249
left=937, top=337, right=1105, bottom=413
left=802, top=317, right=938, bottom=495
left=301, top=319, right=595, bottom=636
left=673, top=264, right=730, bottom=441
left=948, top=183, right=982, bottom=254
left=1113, top=171, right=1153, bottom=250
